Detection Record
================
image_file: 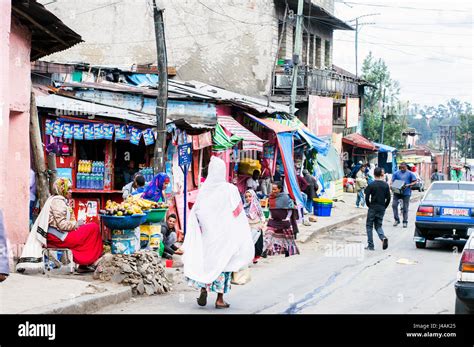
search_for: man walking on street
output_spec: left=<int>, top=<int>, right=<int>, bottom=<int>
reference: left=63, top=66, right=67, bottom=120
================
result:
left=365, top=168, right=391, bottom=251
left=391, top=162, right=417, bottom=228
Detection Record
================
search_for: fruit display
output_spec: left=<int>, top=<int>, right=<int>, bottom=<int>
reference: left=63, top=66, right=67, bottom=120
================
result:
left=102, top=197, right=169, bottom=217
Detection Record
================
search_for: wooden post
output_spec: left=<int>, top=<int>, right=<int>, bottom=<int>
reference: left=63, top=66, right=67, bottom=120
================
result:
left=29, top=89, right=50, bottom=207
left=152, top=0, right=168, bottom=173
left=47, top=153, right=57, bottom=193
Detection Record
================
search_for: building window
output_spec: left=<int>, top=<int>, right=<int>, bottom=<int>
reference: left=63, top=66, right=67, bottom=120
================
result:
left=315, top=37, right=322, bottom=68
left=324, top=40, right=331, bottom=67
left=309, top=34, right=315, bottom=67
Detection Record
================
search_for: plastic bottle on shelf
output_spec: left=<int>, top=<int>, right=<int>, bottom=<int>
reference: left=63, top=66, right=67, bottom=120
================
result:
left=85, top=174, right=91, bottom=189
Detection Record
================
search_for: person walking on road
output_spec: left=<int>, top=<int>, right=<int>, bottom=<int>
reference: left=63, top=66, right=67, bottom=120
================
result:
left=355, top=165, right=368, bottom=208
left=183, top=157, right=254, bottom=309
left=391, top=162, right=417, bottom=228
left=364, top=168, right=391, bottom=251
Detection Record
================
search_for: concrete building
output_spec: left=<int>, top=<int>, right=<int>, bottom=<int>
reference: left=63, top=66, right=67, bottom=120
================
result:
left=41, top=0, right=366, bottom=147
left=0, top=0, right=81, bottom=259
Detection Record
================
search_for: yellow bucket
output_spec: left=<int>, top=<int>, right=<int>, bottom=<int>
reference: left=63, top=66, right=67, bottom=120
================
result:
left=313, top=198, right=333, bottom=204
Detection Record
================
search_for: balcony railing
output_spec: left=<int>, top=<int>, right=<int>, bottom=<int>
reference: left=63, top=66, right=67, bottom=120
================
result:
left=272, top=67, right=361, bottom=98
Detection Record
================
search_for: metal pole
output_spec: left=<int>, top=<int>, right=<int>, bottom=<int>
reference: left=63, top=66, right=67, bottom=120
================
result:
left=355, top=18, right=359, bottom=78
left=290, top=0, right=304, bottom=116
left=152, top=0, right=168, bottom=173
left=183, top=163, right=188, bottom=237
left=380, top=85, right=386, bottom=143
left=448, top=126, right=452, bottom=180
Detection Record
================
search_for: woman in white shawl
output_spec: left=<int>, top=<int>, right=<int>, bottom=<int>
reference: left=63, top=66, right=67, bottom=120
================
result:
left=183, top=157, right=254, bottom=309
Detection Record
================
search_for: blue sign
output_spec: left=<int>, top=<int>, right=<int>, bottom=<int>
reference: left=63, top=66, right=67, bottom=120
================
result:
left=178, top=143, right=192, bottom=167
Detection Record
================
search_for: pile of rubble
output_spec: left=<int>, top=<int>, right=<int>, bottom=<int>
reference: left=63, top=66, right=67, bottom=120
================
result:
left=93, top=251, right=172, bottom=296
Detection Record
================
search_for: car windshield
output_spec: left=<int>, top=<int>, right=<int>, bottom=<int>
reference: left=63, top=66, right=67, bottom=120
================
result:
left=425, top=185, right=474, bottom=203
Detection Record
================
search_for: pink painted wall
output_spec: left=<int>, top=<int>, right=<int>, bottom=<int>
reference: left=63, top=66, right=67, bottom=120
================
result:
left=0, top=0, right=12, bottom=220
left=0, top=10, right=32, bottom=260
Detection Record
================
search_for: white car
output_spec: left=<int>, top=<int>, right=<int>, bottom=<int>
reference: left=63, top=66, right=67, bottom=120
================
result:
left=455, top=227, right=474, bottom=314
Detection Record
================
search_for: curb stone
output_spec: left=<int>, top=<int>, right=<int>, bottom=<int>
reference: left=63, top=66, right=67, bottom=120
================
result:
left=298, top=193, right=423, bottom=244
left=21, top=285, right=132, bottom=314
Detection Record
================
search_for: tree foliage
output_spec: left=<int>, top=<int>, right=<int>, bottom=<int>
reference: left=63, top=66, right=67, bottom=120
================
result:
left=360, top=52, right=406, bottom=148
left=409, top=99, right=473, bottom=158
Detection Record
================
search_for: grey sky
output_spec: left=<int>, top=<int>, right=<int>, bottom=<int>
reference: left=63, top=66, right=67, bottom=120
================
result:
left=332, top=0, right=473, bottom=107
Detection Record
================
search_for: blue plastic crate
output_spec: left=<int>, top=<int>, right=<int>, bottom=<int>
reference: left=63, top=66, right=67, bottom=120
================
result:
left=313, top=202, right=333, bottom=217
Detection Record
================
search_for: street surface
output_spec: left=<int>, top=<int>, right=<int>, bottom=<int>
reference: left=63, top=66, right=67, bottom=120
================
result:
left=98, top=201, right=462, bottom=314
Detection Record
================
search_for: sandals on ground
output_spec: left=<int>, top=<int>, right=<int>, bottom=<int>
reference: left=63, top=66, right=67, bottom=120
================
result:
left=215, top=302, right=230, bottom=309
left=197, top=290, right=208, bottom=307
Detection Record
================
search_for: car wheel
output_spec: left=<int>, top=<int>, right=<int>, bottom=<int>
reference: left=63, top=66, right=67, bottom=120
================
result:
left=455, top=297, right=472, bottom=314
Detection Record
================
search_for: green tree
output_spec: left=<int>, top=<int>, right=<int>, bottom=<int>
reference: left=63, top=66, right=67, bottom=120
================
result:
left=360, top=52, right=406, bottom=148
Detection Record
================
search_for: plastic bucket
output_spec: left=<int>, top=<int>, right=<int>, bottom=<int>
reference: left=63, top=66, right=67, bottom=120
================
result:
left=146, top=209, right=168, bottom=223
left=313, top=202, right=333, bottom=217
left=263, top=209, right=270, bottom=219
left=111, top=231, right=136, bottom=255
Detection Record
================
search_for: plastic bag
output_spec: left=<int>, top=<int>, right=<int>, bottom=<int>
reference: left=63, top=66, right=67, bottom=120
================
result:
left=158, top=240, right=164, bottom=257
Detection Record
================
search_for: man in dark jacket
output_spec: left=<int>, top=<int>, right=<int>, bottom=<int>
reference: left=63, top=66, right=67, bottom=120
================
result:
left=364, top=168, right=391, bottom=251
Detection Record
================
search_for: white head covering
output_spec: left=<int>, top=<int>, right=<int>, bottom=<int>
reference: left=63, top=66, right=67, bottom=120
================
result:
left=182, top=157, right=254, bottom=284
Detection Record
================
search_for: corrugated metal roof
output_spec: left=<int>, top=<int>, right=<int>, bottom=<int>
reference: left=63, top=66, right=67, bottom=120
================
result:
left=343, top=133, right=376, bottom=151
left=34, top=91, right=214, bottom=132
left=12, top=1, right=82, bottom=61
left=34, top=93, right=158, bottom=126
left=170, top=80, right=291, bottom=114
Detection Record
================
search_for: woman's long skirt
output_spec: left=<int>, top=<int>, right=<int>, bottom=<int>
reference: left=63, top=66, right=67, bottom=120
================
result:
left=263, top=226, right=300, bottom=256
left=47, top=223, right=103, bottom=266
left=186, top=272, right=232, bottom=294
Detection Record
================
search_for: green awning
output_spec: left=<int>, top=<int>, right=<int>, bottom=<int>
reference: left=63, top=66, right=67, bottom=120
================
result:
left=212, top=124, right=243, bottom=152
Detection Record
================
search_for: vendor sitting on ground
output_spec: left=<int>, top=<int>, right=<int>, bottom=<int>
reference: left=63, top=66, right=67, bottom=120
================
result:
left=160, top=214, right=183, bottom=259
left=16, top=178, right=103, bottom=274
left=122, top=173, right=146, bottom=199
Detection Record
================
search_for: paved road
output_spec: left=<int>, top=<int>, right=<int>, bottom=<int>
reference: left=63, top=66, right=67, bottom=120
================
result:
left=98, top=201, right=462, bottom=314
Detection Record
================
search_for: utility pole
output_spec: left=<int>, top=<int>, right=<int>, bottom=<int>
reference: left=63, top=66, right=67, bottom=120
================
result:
left=380, top=84, right=386, bottom=144
left=152, top=0, right=168, bottom=173
left=355, top=18, right=358, bottom=78
left=290, top=0, right=304, bottom=116
left=349, top=13, right=379, bottom=77
left=448, top=126, right=453, bottom=180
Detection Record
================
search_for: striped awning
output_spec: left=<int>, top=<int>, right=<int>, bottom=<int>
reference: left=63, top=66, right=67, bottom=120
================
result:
left=218, top=116, right=265, bottom=152
left=212, top=124, right=243, bottom=152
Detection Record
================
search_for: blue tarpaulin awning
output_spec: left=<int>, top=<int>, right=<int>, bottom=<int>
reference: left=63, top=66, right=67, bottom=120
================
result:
left=374, top=142, right=397, bottom=153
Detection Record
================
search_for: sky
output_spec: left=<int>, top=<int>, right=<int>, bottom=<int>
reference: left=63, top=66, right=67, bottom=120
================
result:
left=332, top=0, right=473, bottom=107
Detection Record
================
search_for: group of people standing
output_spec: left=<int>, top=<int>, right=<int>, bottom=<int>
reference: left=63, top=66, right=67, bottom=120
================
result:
left=182, top=157, right=300, bottom=309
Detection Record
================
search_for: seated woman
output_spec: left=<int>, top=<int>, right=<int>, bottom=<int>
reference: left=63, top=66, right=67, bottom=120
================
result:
left=243, top=190, right=266, bottom=264
left=142, top=173, right=170, bottom=203
left=16, top=178, right=103, bottom=274
left=262, top=183, right=300, bottom=258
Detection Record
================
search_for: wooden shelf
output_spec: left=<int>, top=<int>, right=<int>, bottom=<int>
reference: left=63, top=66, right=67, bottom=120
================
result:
left=71, top=189, right=122, bottom=194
